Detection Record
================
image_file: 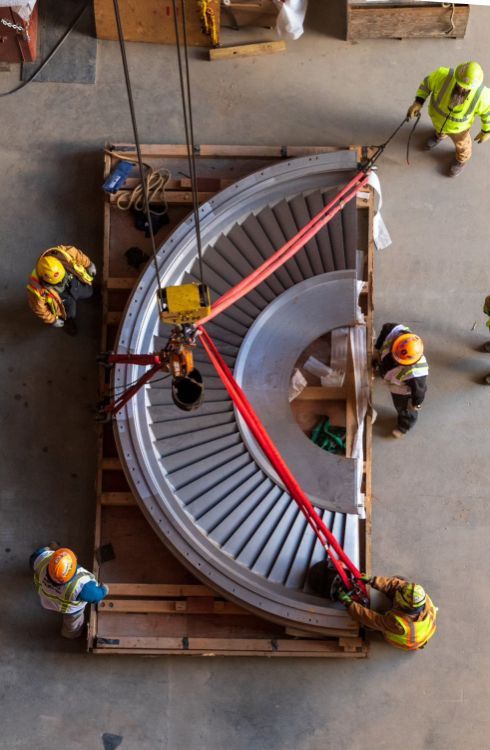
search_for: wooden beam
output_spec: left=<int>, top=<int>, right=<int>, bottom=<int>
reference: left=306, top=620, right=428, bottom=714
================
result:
left=209, top=40, right=286, bottom=61
left=98, top=598, right=248, bottom=615
left=106, top=277, right=137, bottom=290
left=93, top=635, right=368, bottom=656
left=107, top=583, right=216, bottom=598
left=101, top=492, right=136, bottom=506
left=295, top=386, right=347, bottom=401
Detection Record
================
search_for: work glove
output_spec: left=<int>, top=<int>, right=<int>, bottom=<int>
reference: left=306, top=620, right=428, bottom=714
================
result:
left=52, top=318, right=64, bottom=328
left=358, top=573, right=372, bottom=584
left=475, top=131, right=490, bottom=144
left=338, top=590, right=353, bottom=605
left=88, top=262, right=97, bottom=277
left=407, top=101, right=422, bottom=119
left=100, top=583, right=110, bottom=596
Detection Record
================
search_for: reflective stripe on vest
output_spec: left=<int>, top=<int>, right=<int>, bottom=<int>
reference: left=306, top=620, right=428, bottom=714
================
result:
left=33, top=550, right=95, bottom=614
left=395, top=357, right=429, bottom=382
left=27, top=271, right=64, bottom=317
left=431, top=68, right=485, bottom=127
left=384, top=597, right=437, bottom=651
left=46, top=246, right=93, bottom=286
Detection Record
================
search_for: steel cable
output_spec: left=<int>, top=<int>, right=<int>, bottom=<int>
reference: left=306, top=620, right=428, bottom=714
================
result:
left=112, top=0, right=164, bottom=313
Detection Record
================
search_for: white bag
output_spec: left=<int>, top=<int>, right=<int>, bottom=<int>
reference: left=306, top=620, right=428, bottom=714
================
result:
left=274, top=0, right=308, bottom=40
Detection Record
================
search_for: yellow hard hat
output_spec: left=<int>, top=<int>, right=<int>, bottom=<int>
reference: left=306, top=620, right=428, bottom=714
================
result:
left=395, top=583, right=426, bottom=611
left=48, top=548, right=77, bottom=584
left=36, top=255, right=66, bottom=285
left=392, top=333, right=424, bottom=366
left=455, top=61, right=484, bottom=90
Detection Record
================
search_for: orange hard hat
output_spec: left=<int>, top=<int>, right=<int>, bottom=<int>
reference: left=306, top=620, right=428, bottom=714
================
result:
left=48, top=548, right=77, bottom=584
left=392, top=333, right=424, bottom=365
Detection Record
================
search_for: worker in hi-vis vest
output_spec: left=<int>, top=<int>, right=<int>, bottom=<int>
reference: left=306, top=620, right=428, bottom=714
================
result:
left=373, top=323, right=428, bottom=439
left=30, top=545, right=108, bottom=638
left=482, top=295, right=490, bottom=385
left=27, top=245, right=96, bottom=335
left=407, top=61, right=490, bottom=177
left=338, top=576, right=438, bottom=651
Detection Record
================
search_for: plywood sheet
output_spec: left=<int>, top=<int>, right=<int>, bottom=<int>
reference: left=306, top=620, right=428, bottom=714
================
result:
left=94, top=0, right=220, bottom=47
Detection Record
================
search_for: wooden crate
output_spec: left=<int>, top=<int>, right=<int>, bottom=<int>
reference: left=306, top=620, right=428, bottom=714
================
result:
left=346, top=2, right=469, bottom=40
left=94, top=0, right=221, bottom=47
left=87, top=143, right=374, bottom=657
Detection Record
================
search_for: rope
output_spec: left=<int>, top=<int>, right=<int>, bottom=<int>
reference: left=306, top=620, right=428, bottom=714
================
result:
left=198, top=326, right=368, bottom=598
left=198, top=170, right=370, bottom=326
left=442, top=2, right=456, bottom=35
left=112, top=0, right=164, bottom=313
left=172, top=0, right=205, bottom=285
left=406, top=113, right=421, bottom=165
left=106, top=150, right=171, bottom=215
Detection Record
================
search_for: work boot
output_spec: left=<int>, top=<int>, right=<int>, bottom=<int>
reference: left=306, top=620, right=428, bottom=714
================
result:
left=425, top=135, right=443, bottom=150
left=392, top=428, right=406, bottom=439
left=63, top=318, right=77, bottom=336
left=449, top=160, right=467, bottom=177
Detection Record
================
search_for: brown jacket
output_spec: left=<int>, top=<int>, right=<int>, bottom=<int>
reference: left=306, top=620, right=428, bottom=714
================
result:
left=348, top=576, right=431, bottom=636
left=27, top=246, right=92, bottom=324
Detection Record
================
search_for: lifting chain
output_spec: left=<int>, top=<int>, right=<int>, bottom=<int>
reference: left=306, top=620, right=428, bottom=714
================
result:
left=1, top=16, right=30, bottom=42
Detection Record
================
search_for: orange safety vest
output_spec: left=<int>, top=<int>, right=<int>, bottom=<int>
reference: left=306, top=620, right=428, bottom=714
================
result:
left=26, top=270, right=67, bottom=319
left=384, top=596, right=437, bottom=651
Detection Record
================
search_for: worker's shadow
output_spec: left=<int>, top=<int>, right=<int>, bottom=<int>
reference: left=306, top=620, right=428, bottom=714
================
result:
left=371, top=405, right=398, bottom=438
left=411, top=125, right=462, bottom=177
left=5, top=569, right=85, bottom=654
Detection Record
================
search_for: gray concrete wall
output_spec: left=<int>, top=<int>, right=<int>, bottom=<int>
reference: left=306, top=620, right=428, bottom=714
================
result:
left=1, top=2, right=489, bottom=748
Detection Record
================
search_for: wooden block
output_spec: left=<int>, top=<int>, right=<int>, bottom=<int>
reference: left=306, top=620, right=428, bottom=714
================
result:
left=209, top=40, right=286, bottom=61
left=102, top=457, right=122, bottom=470
left=101, top=492, right=136, bottom=506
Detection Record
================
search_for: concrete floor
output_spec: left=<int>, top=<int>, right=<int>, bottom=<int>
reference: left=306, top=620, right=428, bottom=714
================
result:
left=1, top=2, right=490, bottom=748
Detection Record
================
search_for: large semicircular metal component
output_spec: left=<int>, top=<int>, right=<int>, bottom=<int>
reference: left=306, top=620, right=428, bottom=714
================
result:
left=114, top=151, right=364, bottom=634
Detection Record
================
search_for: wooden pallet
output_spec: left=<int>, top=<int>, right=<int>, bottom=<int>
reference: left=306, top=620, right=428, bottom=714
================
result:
left=87, top=144, right=374, bottom=657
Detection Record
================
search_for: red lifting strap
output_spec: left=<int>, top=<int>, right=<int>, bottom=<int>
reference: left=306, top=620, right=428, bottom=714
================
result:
left=198, top=169, right=370, bottom=326
left=198, top=325, right=367, bottom=595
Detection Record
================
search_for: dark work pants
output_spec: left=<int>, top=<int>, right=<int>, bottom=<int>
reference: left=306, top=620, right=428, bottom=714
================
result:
left=391, top=394, right=418, bottom=433
left=60, top=277, right=93, bottom=319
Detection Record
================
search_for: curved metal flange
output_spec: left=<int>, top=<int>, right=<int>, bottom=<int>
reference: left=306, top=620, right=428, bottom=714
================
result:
left=234, top=271, right=360, bottom=514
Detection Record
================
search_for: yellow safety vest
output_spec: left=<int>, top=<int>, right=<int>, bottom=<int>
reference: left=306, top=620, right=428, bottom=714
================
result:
left=33, top=550, right=95, bottom=614
left=417, top=67, right=490, bottom=135
left=384, top=596, right=437, bottom=651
